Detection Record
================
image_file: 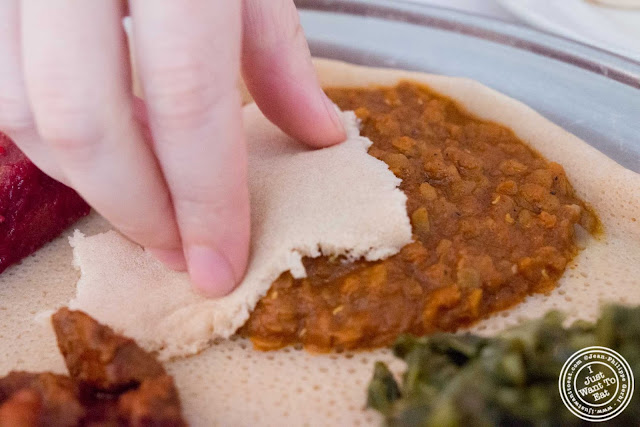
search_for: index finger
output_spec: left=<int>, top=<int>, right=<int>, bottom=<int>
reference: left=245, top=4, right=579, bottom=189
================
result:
left=242, top=0, right=346, bottom=149
left=130, top=0, right=249, bottom=297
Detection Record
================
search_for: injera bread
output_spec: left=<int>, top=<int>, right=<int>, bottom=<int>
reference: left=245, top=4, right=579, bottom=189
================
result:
left=1, top=59, right=639, bottom=427
left=67, top=106, right=412, bottom=359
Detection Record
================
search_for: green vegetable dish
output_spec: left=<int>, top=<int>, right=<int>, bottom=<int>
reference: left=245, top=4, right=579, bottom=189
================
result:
left=367, top=305, right=639, bottom=426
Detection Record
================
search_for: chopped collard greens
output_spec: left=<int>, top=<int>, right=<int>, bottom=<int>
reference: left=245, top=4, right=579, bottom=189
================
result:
left=367, top=305, right=640, bottom=426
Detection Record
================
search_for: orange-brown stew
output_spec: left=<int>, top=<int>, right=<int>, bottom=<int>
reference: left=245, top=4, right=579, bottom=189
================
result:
left=240, top=82, right=598, bottom=352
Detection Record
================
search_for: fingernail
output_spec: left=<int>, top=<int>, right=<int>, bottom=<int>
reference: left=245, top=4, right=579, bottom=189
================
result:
left=186, top=246, right=237, bottom=298
left=322, top=94, right=347, bottom=141
left=148, top=248, right=187, bottom=272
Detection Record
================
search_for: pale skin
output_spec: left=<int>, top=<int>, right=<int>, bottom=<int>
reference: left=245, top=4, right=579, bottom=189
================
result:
left=0, top=1, right=345, bottom=297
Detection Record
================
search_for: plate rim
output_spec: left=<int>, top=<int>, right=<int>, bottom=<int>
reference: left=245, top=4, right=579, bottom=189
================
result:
left=296, top=0, right=640, bottom=89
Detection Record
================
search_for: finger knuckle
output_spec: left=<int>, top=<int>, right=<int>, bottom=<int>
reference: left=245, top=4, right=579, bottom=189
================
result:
left=116, top=218, right=180, bottom=251
left=29, top=83, right=102, bottom=154
left=288, top=20, right=306, bottom=47
left=174, top=187, right=235, bottom=227
left=246, top=2, right=303, bottom=50
left=0, top=93, right=34, bottom=135
left=144, top=54, right=235, bottom=131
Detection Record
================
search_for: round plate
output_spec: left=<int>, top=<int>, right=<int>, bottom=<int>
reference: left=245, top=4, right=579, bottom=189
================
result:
left=497, top=0, right=640, bottom=61
left=296, top=0, right=640, bottom=172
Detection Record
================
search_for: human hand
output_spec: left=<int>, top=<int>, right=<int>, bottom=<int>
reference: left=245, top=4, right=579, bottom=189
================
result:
left=0, top=0, right=345, bottom=297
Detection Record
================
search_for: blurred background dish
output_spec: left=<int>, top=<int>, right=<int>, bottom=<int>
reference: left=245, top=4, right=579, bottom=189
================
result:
left=497, top=0, right=640, bottom=61
left=400, top=0, right=640, bottom=61
left=589, top=0, right=640, bottom=8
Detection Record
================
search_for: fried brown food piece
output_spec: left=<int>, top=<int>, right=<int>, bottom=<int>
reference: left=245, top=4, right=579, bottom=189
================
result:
left=0, top=309, right=185, bottom=426
left=0, top=372, right=83, bottom=427
left=118, top=376, right=185, bottom=426
left=52, top=308, right=165, bottom=393
left=0, top=389, right=42, bottom=427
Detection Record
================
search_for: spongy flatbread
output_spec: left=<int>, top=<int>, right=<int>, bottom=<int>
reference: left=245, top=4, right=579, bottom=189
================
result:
left=1, top=59, right=639, bottom=427
left=67, top=106, right=412, bottom=359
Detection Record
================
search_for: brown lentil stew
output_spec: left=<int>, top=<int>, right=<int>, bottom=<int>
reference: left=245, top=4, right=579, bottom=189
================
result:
left=240, top=82, right=599, bottom=352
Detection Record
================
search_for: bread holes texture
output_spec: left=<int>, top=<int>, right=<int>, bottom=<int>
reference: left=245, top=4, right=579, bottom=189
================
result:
left=0, top=59, right=638, bottom=426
